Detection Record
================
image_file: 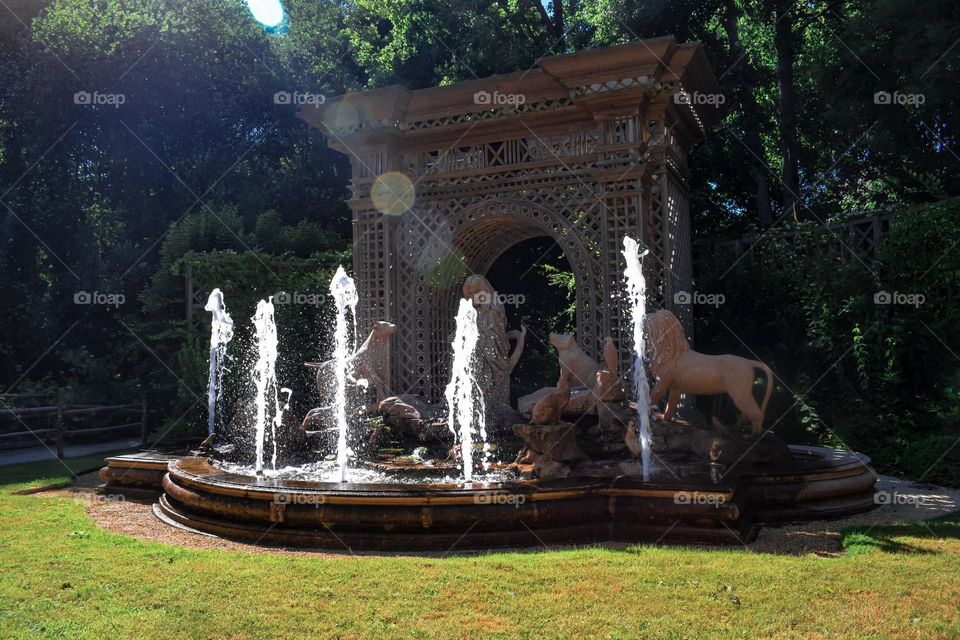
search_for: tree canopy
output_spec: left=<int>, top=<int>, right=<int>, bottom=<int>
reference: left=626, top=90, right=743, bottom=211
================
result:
left=0, top=1, right=957, bottom=476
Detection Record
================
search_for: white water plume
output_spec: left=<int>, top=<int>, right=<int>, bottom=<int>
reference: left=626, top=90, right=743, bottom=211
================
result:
left=252, top=298, right=279, bottom=474
left=204, top=289, right=234, bottom=437
left=329, top=266, right=358, bottom=482
left=622, top=236, right=653, bottom=481
left=445, top=297, right=488, bottom=482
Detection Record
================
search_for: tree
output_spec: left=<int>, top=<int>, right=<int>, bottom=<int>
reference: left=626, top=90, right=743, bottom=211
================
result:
left=0, top=0, right=353, bottom=397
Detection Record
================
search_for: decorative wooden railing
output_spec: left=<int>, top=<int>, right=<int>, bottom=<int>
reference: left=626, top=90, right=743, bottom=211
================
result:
left=0, top=397, right=148, bottom=458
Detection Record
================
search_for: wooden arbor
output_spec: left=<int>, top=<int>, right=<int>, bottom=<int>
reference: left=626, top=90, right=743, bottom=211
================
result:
left=299, top=37, right=723, bottom=400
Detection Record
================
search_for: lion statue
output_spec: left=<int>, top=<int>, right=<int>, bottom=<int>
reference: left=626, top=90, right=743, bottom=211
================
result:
left=646, top=310, right=774, bottom=437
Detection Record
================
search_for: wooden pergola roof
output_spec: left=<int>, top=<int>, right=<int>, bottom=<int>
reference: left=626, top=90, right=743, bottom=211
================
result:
left=298, top=36, right=724, bottom=152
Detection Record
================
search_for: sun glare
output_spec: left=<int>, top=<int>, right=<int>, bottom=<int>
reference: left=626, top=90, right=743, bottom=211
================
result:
left=246, top=0, right=286, bottom=30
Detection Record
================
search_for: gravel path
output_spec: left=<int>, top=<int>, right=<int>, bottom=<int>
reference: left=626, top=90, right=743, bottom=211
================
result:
left=748, top=475, right=960, bottom=556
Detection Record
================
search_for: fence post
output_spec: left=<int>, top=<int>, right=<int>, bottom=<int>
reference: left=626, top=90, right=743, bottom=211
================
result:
left=55, top=402, right=65, bottom=459
left=139, top=396, right=149, bottom=447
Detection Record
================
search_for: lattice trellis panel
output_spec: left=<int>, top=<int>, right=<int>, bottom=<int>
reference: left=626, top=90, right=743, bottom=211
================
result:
left=353, top=210, right=394, bottom=334
left=390, top=206, right=457, bottom=398
left=641, top=118, right=681, bottom=317
left=401, top=130, right=600, bottom=177
left=390, top=193, right=607, bottom=399
left=664, top=172, right=694, bottom=336
left=339, top=120, right=696, bottom=400
left=600, top=180, right=644, bottom=376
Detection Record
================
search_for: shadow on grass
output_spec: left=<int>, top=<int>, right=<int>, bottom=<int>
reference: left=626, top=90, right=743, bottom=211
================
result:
left=0, top=449, right=135, bottom=493
left=842, top=514, right=960, bottom=555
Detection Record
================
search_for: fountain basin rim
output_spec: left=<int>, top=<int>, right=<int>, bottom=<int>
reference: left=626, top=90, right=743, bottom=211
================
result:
left=171, top=458, right=740, bottom=503
left=741, top=446, right=872, bottom=484
left=181, top=445, right=871, bottom=497
left=146, top=446, right=878, bottom=550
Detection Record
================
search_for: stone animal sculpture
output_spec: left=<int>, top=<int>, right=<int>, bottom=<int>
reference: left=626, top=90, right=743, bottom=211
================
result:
left=376, top=395, right=448, bottom=442
left=591, top=337, right=625, bottom=405
left=512, top=421, right=586, bottom=480
left=517, top=335, right=624, bottom=417
left=646, top=310, right=774, bottom=437
left=304, top=320, right=397, bottom=403
left=530, top=367, right=572, bottom=425
left=549, top=332, right=599, bottom=388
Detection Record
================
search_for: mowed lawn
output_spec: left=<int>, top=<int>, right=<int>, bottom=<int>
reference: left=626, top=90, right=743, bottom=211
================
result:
left=0, top=455, right=958, bottom=639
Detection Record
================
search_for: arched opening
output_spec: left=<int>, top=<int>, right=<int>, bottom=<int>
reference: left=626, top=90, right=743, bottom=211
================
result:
left=412, top=200, right=605, bottom=400
left=414, top=207, right=593, bottom=402
left=484, top=236, right=575, bottom=401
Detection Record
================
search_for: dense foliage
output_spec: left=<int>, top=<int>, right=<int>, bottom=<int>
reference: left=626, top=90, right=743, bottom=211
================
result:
left=0, top=1, right=957, bottom=480
left=696, top=198, right=960, bottom=484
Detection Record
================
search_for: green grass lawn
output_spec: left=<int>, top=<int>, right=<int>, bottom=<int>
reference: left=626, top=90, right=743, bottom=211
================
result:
left=0, top=456, right=958, bottom=639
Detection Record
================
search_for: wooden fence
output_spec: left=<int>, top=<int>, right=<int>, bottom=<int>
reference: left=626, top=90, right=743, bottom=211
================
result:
left=0, top=397, right=148, bottom=458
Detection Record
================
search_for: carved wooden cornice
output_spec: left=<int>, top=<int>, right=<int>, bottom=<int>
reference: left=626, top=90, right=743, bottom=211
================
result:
left=298, top=37, right=724, bottom=153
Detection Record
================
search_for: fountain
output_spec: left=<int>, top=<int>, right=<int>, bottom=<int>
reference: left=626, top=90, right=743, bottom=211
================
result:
left=131, top=260, right=878, bottom=550
left=97, top=40, right=879, bottom=549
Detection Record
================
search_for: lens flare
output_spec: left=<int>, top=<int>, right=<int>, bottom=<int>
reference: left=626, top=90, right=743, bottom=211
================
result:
left=246, top=0, right=286, bottom=29
left=371, top=172, right=415, bottom=216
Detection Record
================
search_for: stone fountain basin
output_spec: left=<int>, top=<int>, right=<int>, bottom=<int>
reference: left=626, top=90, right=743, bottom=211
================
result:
left=146, top=446, right=877, bottom=550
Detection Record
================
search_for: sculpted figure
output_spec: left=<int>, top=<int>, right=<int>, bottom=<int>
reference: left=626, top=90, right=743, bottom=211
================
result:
left=530, top=367, right=571, bottom=425
left=517, top=334, right=625, bottom=417
left=549, top=332, right=599, bottom=388
left=305, top=320, right=397, bottom=403
left=591, top=337, right=625, bottom=404
left=462, top=275, right=526, bottom=407
left=646, top=310, right=773, bottom=437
